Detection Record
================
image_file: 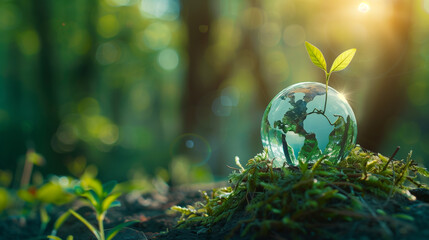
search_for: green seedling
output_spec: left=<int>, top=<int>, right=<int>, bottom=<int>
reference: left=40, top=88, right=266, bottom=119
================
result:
left=50, top=180, right=138, bottom=240
left=305, top=41, right=356, bottom=113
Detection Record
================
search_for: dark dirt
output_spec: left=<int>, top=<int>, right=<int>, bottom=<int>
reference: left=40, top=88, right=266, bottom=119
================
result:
left=1, top=184, right=429, bottom=240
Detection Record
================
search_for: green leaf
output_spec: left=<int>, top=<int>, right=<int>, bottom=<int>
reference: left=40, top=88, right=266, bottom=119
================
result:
left=102, top=181, right=117, bottom=196
left=69, top=209, right=101, bottom=239
left=329, top=48, right=356, bottom=73
left=53, top=210, right=72, bottom=231
left=305, top=41, right=327, bottom=72
left=89, top=189, right=100, bottom=203
left=66, top=236, right=74, bottom=240
left=106, top=220, right=139, bottom=240
left=392, top=213, right=414, bottom=221
left=47, top=236, right=62, bottom=240
left=108, top=200, right=121, bottom=209
left=415, top=166, right=429, bottom=177
left=81, top=191, right=99, bottom=211
left=40, top=207, right=50, bottom=234
left=102, top=192, right=122, bottom=213
left=74, top=186, right=85, bottom=195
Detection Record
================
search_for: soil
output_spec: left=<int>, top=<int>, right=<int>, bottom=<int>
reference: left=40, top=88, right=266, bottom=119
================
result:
left=1, top=183, right=429, bottom=240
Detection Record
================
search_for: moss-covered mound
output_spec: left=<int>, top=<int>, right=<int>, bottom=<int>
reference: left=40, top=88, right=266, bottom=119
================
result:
left=171, top=146, right=429, bottom=239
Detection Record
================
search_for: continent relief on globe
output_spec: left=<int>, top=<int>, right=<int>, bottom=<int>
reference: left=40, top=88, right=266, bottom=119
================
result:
left=262, top=82, right=357, bottom=166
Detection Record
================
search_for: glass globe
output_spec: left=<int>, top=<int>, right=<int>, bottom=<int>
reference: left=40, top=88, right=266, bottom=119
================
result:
left=261, top=82, right=357, bottom=166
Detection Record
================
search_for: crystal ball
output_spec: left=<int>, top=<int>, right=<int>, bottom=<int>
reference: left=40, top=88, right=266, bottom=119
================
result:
left=261, top=82, right=357, bottom=166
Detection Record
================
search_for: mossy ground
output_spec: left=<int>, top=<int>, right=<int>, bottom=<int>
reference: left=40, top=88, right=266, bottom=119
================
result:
left=2, top=146, right=429, bottom=239
left=170, top=146, right=429, bottom=239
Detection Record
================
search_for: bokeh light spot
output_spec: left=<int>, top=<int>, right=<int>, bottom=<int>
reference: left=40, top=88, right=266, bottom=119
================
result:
left=99, top=124, right=119, bottom=145
left=97, top=15, right=120, bottom=38
left=96, top=42, right=121, bottom=65
left=139, top=0, right=180, bottom=20
left=18, top=30, right=40, bottom=55
left=143, top=22, right=171, bottom=50
left=185, top=140, right=194, bottom=148
left=170, top=134, right=212, bottom=166
left=78, top=98, right=100, bottom=115
left=158, top=48, right=179, bottom=70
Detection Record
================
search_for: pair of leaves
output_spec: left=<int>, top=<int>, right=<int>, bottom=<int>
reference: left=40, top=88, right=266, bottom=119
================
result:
left=305, top=41, right=356, bottom=74
left=74, top=180, right=120, bottom=215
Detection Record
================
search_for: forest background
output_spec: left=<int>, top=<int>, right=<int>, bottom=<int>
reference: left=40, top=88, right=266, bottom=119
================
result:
left=1, top=0, right=429, bottom=185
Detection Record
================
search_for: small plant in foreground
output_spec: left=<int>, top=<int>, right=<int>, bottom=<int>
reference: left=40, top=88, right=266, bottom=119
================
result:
left=48, top=180, right=138, bottom=240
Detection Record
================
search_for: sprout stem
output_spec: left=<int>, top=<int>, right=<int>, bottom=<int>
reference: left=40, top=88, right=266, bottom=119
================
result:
left=98, top=215, right=105, bottom=240
left=323, top=72, right=331, bottom=114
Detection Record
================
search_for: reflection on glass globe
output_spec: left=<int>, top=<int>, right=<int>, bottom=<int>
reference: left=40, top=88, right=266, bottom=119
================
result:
left=261, top=82, right=357, bottom=166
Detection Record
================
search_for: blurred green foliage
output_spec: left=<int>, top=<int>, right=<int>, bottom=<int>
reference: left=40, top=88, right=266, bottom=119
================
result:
left=0, top=0, right=429, bottom=185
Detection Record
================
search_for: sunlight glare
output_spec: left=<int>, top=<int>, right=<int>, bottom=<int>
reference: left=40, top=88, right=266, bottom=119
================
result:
left=424, top=0, right=429, bottom=14
left=358, top=2, right=370, bottom=13
left=338, top=92, right=348, bottom=103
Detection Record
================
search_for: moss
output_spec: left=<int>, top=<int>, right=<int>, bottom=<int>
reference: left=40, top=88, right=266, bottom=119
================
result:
left=172, top=145, right=429, bottom=239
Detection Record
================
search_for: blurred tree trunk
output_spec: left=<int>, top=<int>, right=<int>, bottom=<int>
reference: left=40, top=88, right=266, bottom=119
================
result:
left=32, top=0, right=62, bottom=173
left=242, top=0, right=271, bottom=108
left=1, top=42, right=26, bottom=174
left=181, top=0, right=270, bottom=132
left=180, top=0, right=270, bottom=175
left=74, top=0, right=98, bottom=100
left=180, top=0, right=214, bottom=133
left=358, top=0, right=413, bottom=151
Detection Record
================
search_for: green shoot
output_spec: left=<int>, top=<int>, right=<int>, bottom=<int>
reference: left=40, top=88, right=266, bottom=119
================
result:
left=52, top=180, right=138, bottom=240
left=305, top=41, right=356, bottom=113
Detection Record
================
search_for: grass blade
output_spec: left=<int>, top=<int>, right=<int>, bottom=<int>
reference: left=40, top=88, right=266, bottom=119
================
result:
left=69, top=209, right=101, bottom=239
